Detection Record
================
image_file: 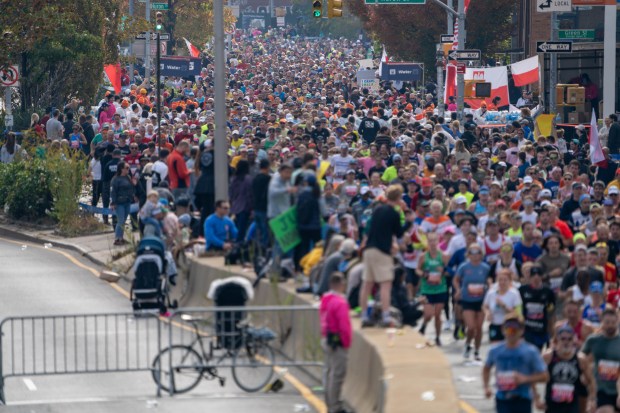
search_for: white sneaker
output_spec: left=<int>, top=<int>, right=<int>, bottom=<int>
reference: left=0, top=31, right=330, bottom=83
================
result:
left=463, top=345, right=472, bottom=360
left=443, top=319, right=453, bottom=331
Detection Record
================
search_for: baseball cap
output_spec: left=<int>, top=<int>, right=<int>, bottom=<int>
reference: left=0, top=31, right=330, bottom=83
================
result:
left=393, top=154, right=402, bottom=161
left=523, top=176, right=533, bottom=184
left=479, top=185, right=490, bottom=195
left=340, top=143, right=349, bottom=150
left=360, top=186, right=371, bottom=196
left=530, top=266, right=543, bottom=276
left=346, top=169, right=356, bottom=175
left=232, top=130, right=240, bottom=135
left=609, top=186, right=620, bottom=195
left=421, top=177, right=432, bottom=188
left=539, top=189, right=552, bottom=198
left=572, top=181, right=584, bottom=190
left=590, top=281, right=604, bottom=294
left=575, top=244, right=588, bottom=252
left=455, top=195, right=467, bottom=204
left=573, top=232, right=586, bottom=243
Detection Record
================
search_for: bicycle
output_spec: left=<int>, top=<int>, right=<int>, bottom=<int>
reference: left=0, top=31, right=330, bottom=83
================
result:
left=151, top=313, right=277, bottom=394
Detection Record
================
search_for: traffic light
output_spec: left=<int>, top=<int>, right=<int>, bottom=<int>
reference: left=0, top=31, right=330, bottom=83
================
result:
left=312, top=0, right=322, bottom=18
left=327, top=0, right=342, bottom=18
left=155, top=12, right=164, bottom=30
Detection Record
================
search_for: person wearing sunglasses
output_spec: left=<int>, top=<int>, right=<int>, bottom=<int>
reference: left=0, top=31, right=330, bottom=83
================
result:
left=482, top=312, right=548, bottom=413
left=534, top=325, right=593, bottom=413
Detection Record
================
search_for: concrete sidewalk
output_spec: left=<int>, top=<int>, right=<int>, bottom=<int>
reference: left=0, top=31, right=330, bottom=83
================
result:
left=0, top=220, right=134, bottom=272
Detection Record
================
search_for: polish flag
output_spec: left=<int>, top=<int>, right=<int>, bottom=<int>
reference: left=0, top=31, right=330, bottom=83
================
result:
left=464, top=66, right=509, bottom=110
left=510, top=56, right=539, bottom=87
left=183, top=37, right=201, bottom=58
left=590, top=109, right=605, bottom=165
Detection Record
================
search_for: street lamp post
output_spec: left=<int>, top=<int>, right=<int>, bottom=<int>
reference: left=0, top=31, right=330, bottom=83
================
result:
left=156, top=31, right=161, bottom=150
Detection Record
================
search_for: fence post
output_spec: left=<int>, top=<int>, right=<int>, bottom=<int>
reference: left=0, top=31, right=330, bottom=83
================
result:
left=156, top=314, right=162, bottom=398
left=0, top=321, right=5, bottom=405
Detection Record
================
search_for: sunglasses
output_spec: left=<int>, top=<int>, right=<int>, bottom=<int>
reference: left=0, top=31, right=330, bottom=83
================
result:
left=468, top=250, right=482, bottom=255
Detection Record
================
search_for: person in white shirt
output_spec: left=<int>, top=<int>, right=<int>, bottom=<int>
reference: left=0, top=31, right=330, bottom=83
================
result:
left=483, top=268, right=522, bottom=342
left=330, top=143, right=354, bottom=184
left=516, top=90, right=532, bottom=108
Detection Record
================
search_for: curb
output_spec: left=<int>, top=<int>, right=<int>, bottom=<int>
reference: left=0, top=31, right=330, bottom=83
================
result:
left=0, top=225, right=107, bottom=268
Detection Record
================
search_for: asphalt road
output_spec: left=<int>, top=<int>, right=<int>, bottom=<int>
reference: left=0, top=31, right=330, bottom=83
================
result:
left=0, top=237, right=318, bottom=413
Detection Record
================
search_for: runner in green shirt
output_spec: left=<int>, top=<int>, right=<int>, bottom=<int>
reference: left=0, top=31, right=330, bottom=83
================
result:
left=418, top=232, right=448, bottom=346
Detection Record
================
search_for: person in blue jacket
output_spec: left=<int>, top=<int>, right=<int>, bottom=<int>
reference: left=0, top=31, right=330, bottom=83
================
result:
left=204, top=200, right=238, bottom=252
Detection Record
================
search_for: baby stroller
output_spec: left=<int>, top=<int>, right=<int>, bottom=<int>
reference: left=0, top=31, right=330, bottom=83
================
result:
left=130, top=236, right=178, bottom=314
left=207, top=277, right=255, bottom=351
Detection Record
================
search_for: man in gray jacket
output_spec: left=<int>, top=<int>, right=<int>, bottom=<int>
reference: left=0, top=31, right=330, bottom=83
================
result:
left=267, top=163, right=297, bottom=277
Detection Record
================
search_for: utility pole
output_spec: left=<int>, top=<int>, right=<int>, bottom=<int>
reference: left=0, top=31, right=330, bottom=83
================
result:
left=156, top=32, right=161, bottom=148
left=549, top=12, right=557, bottom=113
left=129, top=0, right=134, bottom=82
left=455, top=0, right=465, bottom=120
left=447, top=0, right=453, bottom=35
left=603, top=3, right=617, bottom=118
left=145, top=0, right=151, bottom=84
left=214, top=0, right=228, bottom=201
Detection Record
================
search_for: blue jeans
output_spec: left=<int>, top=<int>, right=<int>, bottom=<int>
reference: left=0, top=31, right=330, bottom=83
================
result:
left=114, top=203, right=130, bottom=240
left=254, top=211, right=269, bottom=248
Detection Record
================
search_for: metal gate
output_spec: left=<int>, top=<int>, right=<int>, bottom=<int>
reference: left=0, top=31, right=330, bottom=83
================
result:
left=0, top=305, right=322, bottom=404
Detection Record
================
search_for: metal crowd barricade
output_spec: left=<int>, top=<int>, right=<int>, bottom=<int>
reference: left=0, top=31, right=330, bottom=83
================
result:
left=0, top=305, right=323, bottom=403
left=0, top=312, right=162, bottom=404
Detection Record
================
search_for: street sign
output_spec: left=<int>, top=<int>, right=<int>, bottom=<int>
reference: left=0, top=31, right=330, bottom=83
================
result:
left=135, top=32, right=170, bottom=41
left=448, top=49, right=481, bottom=61
left=364, top=0, right=426, bottom=4
left=0, top=65, right=19, bottom=87
left=4, top=114, right=13, bottom=128
left=537, top=0, right=572, bottom=12
left=456, top=62, right=466, bottom=74
left=380, top=62, right=424, bottom=81
left=159, top=56, right=202, bottom=77
left=558, top=29, right=595, bottom=39
left=440, top=34, right=454, bottom=43
left=151, top=3, right=169, bottom=9
left=536, top=41, right=573, bottom=53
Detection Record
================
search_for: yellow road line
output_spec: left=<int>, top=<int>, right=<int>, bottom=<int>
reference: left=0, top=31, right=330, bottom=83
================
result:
left=459, top=400, right=480, bottom=413
left=0, top=235, right=327, bottom=412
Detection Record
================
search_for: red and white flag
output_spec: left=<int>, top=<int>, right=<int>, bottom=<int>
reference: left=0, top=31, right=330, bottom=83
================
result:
left=510, top=56, right=539, bottom=87
left=378, top=46, right=389, bottom=76
left=183, top=37, right=201, bottom=58
left=590, top=109, right=605, bottom=165
left=464, top=66, right=509, bottom=109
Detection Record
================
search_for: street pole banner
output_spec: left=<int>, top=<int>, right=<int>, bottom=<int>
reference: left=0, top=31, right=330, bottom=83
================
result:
left=269, top=207, right=301, bottom=253
left=380, top=62, right=424, bottom=82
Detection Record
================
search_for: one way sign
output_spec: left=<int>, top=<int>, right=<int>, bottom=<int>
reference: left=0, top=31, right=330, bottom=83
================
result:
left=537, top=0, right=571, bottom=12
left=447, top=49, right=481, bottom=61
left=536, top=41, right=573, bottom=53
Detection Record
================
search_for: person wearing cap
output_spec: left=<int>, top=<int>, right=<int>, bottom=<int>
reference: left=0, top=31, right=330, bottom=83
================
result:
left=518, top=264, right=556, bottom=351
left=380, top=154, right=402, bottom=184
left=581, top=281, right=606, bottom=327
left=454, top=243, right=490, bottom=361
left=469, top=185, right=491, bottom=219
left=483, top=313, right=548, bottom=412
left=229, top=130, right=244, bottom=149
left=536, top=324, right=593, bottom=413
left=581, top=308, right=620, bottom=413
left=454, top=179, right=474, bottom=207
left=560, top=181, right=586, bottom=221
left=568, top=194, right=592, bottom=231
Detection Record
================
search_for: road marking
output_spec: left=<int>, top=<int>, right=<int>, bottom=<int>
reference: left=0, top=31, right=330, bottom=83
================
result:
left=10, top=397, right=110, bottom=405
left=22, top=379, right=36, bottom=391
left=0, top=236, right=327, bottom=412
left=459, top=400, right=480, bottom=413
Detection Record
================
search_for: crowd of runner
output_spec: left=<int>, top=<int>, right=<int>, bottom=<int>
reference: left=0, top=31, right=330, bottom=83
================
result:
left=4, top=26, right=620, bottom=413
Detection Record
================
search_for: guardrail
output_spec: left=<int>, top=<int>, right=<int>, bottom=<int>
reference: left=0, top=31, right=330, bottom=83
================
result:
left=0, top=305, right=322, bottom=404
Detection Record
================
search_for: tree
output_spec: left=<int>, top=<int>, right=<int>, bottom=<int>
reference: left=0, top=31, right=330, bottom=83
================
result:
left=348, top=0, right=515, bottom=77
left=0, top=0, right=146, bottom=111
left=164, top=0, right=237, bottom=55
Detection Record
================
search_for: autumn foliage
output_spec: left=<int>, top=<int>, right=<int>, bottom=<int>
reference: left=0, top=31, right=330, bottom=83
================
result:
left=348, top=0, right=515, bottom=75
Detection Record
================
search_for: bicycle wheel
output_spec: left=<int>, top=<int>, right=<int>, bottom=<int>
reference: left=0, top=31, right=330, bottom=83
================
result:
left=231, top=342, right=275, bottom=392
left=152, top=345, right=203, bottom=394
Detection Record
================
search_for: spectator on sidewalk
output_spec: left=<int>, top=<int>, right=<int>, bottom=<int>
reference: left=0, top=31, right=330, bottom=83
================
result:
left=167, top=141, right=191, bottom=201
left=110, top=161, right=135, bottom=246
left=320, top=273, right=352, bottom=413
left=204, top=200, right=238, bottom=252
left=252, top=159, right=272, bottom=249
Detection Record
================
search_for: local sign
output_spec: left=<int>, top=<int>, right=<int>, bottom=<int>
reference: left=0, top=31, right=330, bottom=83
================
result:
left=536, top=41, right=573, bottom=53
left=151, top=3, right=169, bottom=9
left=364, top=0, right=425, bottom=4
left=448, top=49, right=481, bottom=61
left=537, top=0, right=572, bottom=12
left=558, top=29, right=595, bottom=39
left=440, top=34, right=454, bottom=43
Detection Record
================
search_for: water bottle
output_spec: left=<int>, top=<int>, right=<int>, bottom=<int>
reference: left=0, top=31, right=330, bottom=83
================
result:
left=555, top=113, right=562, bottom=125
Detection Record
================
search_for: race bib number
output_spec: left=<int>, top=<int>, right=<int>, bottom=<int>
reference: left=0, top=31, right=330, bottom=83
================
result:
left=551, top=383, right=574, bottom=403
left=468, top=283, right=485, bottom=297
left=549, top=277, right=562, bottom=292
left=428, top=272, right=442, bottom=285
left=525, top=302, right=544, bottom=320
left=598, top=360, right=620, bottom=382
left=496, top=371, right=517, bottom=392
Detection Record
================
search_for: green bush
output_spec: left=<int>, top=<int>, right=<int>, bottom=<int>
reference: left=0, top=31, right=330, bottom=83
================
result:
left=5, top=158, right=54, bottom=220
left=48, top=151, right=88, bottom=234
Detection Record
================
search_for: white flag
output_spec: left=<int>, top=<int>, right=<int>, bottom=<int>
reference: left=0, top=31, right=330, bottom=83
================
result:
left=590, top=108, right=605, bottom=165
